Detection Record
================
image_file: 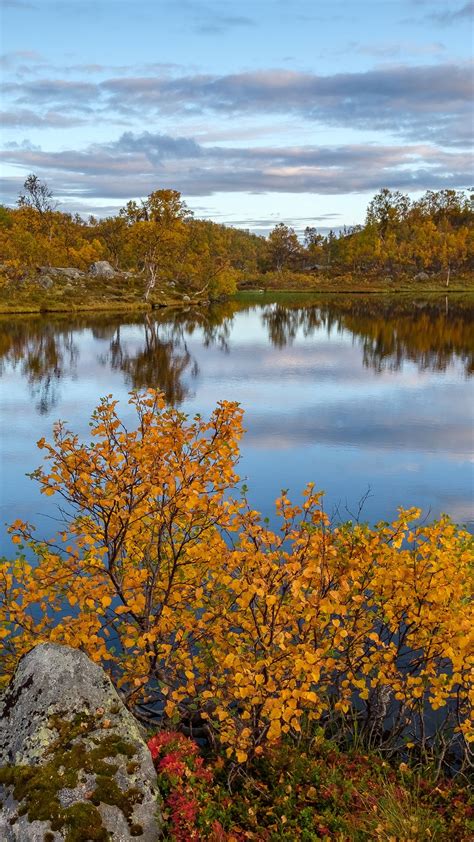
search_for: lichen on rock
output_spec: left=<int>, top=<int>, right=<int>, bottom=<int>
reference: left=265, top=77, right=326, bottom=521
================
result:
left=0, top=644, right=162, bottom=841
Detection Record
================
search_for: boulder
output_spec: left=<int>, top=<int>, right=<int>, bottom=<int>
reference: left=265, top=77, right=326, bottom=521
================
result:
left=37, top=275, right=54, bottom=290
left=56, top=268, right=85, bottom=280
left=89, top=261, right=116, bottom=278
left=0, top=644, right=162, bottom=841
left=37, top=267, right=85, bottom=280
left=414, top=271, right=430, bottom=282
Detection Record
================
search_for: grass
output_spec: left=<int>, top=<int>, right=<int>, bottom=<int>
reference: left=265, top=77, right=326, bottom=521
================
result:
left=239, top=269, right=474, bottom=295
left=0, top=272, right=196, bottom=314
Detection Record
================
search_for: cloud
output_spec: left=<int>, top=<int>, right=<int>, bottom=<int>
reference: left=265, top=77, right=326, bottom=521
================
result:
left=0, top=50, right=44, bottom=68
left=402, top=1, right=474, bottom=25
left=4, top=78, right=99, bottom=110
left=246, top=401, right=474, bottom=455
left=0, top=109, right=86, bottom=128
left=116, top=131, right=202, bottom=162
left=3, top=62, right=470, bottom=147
left=430, top=1, right=474, bottom=24
left=169, top=0, right=255, bottom=34
left=351, top=41, right=446, bottom=58
left=1, top=130, right=471, bottom=206
left=194, top=13, right=255, bottom=34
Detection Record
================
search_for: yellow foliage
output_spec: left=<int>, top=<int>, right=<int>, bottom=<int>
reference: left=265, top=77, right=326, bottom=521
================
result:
left=0, top=389, right=472, bottom=765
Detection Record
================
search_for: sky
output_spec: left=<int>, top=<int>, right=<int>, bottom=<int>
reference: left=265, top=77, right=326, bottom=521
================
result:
left=0, top=0, right=472, bottom=235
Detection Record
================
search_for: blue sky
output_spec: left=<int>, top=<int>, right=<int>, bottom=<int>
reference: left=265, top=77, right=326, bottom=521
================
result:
left=1, top=0, right=472, bottom=233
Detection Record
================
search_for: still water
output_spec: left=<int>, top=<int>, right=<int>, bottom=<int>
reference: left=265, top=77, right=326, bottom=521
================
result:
left=0, top=293, right=473, bottom=554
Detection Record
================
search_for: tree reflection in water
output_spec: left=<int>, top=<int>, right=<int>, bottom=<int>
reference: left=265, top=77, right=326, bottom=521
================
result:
left=0, top=295, right=471, bottom=414
left=104, top=316, right=195, bottom=404
left=259, top=296, right=473, bottom=375
left=0, top=319, right=78, bottom=414
left=0, top=303, right=235, bottom=413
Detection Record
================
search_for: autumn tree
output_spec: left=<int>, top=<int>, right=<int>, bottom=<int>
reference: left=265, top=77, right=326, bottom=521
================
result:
left=366, top=188, right=410, bottom=239
left=303, top=226, right=325, bottom=265
left=266, top=223, right=302, bottom=272
left=18, top=173, right=57, bottom=216
left=121, top=189, right=192, bottom=299
left=94, top=215, right=129, bottom=270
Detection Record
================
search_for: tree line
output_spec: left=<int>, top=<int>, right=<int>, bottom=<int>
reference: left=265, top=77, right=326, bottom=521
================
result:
left=0, top=176, right=472, bottom=296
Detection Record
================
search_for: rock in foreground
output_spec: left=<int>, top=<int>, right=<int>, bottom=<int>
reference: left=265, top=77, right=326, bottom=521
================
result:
left=0, top=644, right=162, bottom=841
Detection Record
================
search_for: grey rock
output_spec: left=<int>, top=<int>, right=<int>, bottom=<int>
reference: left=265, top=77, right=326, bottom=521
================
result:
left=414, top=271, right=430, bottom=281
left=57, top=268, right=85, bottom=280
left=37, top=267, right=85, bottom=280
left=38, top=275, right=54, bottom=289
left=89, top=260, right=116, bottom=277
left=182, top=294, right=191, bottom=302
left=0, top=643, right=162, bottom=841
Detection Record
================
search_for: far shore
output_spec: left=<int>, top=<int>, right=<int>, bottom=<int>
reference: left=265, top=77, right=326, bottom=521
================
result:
left=1, top=275, right=472, bottom=315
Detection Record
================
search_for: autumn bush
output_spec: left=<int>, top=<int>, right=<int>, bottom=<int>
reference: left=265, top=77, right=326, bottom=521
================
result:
left=0, top=389, right=472, bottom=773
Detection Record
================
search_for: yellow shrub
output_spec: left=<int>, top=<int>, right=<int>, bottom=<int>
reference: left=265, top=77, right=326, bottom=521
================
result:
left=1, top=390, right=472, bottom=766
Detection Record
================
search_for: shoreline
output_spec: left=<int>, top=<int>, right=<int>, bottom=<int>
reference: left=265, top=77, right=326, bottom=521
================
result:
left=1, top=284, right=473, bottom=315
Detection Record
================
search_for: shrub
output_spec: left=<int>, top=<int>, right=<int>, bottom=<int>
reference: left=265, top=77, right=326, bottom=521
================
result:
left=1, top=390, right=472, bottom=770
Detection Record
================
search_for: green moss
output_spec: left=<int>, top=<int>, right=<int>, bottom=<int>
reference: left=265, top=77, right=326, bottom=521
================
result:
left=0, top=712, right=145, bottom=840
left=126, top=761, right=140, bottom=775
left=62, top=803, right=109, bottom=842
left=91, top=775, right=143, bottom=819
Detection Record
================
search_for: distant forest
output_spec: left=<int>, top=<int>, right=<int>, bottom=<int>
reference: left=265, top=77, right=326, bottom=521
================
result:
left=1, top=178, right=472, bottom=297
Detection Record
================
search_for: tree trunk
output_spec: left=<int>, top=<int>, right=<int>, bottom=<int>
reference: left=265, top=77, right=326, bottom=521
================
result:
left=144, top=263, right=158, bottom=301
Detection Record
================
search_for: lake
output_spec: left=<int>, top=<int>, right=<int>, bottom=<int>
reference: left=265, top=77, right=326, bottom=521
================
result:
left=0, top=293, right=473, bottom=555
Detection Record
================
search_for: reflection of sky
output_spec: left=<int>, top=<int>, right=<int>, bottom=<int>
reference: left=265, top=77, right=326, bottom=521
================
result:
left=1, top=308, right=473, bottom=556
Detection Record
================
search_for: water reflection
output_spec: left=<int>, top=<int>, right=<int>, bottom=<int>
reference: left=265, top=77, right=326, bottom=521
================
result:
left=1, top=294, right=472, bottom=545
left=0, top=302, right=243, bottom=413
left=103, top=317, right=196, bottom=404
left=260, top=297, right=473, bottom=375
left=0, top=320, right=78, bottom=414
left=0, top=295, right=471, bottom=415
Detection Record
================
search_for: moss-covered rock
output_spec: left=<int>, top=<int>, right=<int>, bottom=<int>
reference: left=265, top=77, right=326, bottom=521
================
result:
left=0, top=644, right=162, bottom=841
